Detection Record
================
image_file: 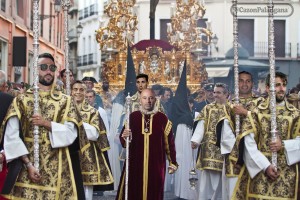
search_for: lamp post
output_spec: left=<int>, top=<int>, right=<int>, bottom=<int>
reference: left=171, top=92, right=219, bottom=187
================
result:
left=211, top=34, right=219, bottom=52
left=210, top=34, right=218, bottom=58
left=68, top=23, right=83, bottom=40
left=76, top=23, right=83, bottom=36
left=54, top=0, right=61, bottom=12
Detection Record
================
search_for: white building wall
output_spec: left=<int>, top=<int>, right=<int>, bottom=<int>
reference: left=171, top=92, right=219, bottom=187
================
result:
left=77, top=0, right=103, bottom=81
left=134, top=0, right=300, bottom=58
left=136, top=0, right=151, bottom=42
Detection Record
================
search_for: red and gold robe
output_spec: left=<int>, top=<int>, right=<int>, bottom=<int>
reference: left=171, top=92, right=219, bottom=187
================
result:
left=116, top=111, right=178, bottom=200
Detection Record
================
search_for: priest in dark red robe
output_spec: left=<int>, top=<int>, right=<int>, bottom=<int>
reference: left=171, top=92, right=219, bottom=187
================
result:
left=116, top=88, right=178, bottom=200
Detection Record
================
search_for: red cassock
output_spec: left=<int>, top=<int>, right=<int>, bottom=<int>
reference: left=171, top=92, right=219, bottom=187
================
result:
left=0, top=158, right=8, bottom=200
left=116, top=111, right=177, bottom=200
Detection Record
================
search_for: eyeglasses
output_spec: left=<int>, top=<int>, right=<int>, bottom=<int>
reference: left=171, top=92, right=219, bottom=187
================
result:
left=39, top=64, right=57, bottom=72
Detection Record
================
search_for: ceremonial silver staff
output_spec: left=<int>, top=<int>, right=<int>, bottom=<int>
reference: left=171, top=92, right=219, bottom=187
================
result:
left=32, top=0, right=40, bottom=171
left=232, top=0, right=240, bottom=136
left=125, top=93, right=132, bottom=200
left=62, top=0, right=71, bottom=95
left=268, top=0, right=277, bottom=169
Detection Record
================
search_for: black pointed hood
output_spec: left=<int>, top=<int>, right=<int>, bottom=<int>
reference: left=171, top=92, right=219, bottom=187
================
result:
left=124, top=45, right=137, bottom=96
left=113, top=45, right=137, bottom=104
left=170, top=60, right=194, bottom=134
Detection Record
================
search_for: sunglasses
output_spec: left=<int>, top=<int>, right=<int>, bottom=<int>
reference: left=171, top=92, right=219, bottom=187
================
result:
left=39, top=64, right=57, bottom=72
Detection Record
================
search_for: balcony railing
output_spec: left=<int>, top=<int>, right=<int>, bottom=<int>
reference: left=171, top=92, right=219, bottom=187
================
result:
left=285, top=43, right=291, bottom=58
left=254, top=42, right=291, bottom=58
left=78, top=4, right=98, bottom=21
left=78, top=54, right=98, bottom=66
left=254, top=42, right=268, bottom=57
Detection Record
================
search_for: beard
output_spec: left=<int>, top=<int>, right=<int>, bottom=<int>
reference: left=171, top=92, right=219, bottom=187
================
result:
left=39, top=75, right=54, bottom=86
left=275, top=93, right=285, bottom=103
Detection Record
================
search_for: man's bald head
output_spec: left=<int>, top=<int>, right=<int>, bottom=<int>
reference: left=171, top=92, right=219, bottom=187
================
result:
left=141, top=88, right=155, bottom=96
left=140, top=89, right=156, bottom=111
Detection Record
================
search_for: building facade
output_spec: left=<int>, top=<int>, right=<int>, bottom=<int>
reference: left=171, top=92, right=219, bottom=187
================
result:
left=0, top=0, right=68, bottom=84
left=68, top=0, right=80, bottom=79
left=98, top=0, right=300, bottom=89
left=77, top=0, right=102, bottom=81
left=1, top=0, right=299, bottom=88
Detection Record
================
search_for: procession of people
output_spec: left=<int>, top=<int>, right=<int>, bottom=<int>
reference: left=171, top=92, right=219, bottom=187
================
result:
left=1, top=49, right=300, bottom=200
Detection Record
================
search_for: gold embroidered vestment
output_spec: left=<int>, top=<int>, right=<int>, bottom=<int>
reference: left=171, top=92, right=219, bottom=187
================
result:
left=77, top=100, right=114, bottom=185
left=1, top=89, right=86, bottom=200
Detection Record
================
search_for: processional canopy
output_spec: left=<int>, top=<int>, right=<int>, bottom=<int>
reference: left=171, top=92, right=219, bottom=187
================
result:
left=97, top=39, right=208, bottom=96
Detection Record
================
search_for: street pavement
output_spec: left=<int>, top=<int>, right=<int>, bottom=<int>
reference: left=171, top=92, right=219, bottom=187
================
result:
left=92, top=191, right=179, bottom=200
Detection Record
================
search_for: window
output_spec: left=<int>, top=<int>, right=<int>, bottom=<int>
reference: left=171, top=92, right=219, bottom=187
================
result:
left=16, top=0, right=24, bottom=18
left=0, top=40, right=8, bottom=71
left=40, top=0, right=44, bottom=37
left=57, top=14, right=60, bottom=47
left=88, top=36, right=91, bottom=54
left=238, top=19, right=254, bottom=56
left=160, top=19, right=171, bottom=43
left=30, top=6, right=33, bottom=30
left=274, top=20, right=286, bottom=57
left=1, top=0, right=6, bottom=12
left=197, top=18, right=209, bottom=56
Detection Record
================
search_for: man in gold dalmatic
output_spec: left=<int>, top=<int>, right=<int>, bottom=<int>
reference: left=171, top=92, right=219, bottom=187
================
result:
left=232, top=72, right=300, bottom=200
left=0, top=53, right=87, bottom=199
left=191, top=83, right=234, bottom=200
left=71, top=80, right=114, bottom=200
left=222, top=71, right=261, bottom=200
